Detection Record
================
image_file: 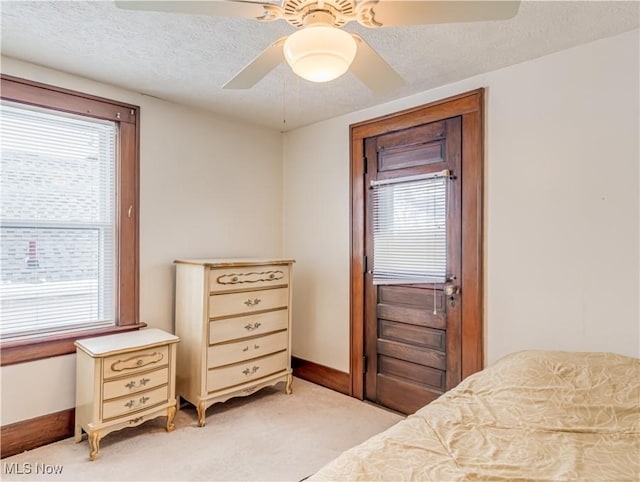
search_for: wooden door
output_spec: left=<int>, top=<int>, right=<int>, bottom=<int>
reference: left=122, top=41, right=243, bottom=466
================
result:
left=363, top=117, right=462, bottom=415
left=350, top=90, right=484, bottom=416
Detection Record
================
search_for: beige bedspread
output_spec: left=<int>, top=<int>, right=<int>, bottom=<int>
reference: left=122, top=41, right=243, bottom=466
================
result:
left=310, top=350, right=640, bottom=481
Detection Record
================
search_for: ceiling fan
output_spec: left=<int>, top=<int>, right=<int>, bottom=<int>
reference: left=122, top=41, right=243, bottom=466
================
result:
left=115, top=0, right=521, bottom=94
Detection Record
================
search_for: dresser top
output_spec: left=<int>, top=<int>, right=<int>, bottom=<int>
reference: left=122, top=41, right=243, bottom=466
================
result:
left=174, top=258, right=295, bottom=268
left=75, top=328, right=179, bottom=357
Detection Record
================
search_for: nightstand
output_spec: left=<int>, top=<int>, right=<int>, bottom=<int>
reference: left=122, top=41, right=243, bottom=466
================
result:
left=74, top=328, right=179, bottom=460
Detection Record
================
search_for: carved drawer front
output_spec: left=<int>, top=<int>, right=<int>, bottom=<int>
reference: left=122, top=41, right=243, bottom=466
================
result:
left=209, top=288, right=288, bottom=319
left=207, top=350, right=288, bottom=392
left=208, top=330, right=288, bottom=369
left=208, top=265, right=289, bottom=293
left=102, top=385, right=168, bottom=421
left=209, top=309, right=288, bottom=345
left=103, top=366, right=170, bottom=400
left=103, top=346, right=169, bottom=380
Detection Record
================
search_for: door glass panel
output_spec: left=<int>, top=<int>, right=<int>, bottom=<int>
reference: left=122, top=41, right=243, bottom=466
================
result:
left=371, top=173, right=447, bottom=285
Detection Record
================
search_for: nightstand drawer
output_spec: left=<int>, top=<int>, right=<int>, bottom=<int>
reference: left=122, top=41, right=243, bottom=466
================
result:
left=103, top=366, right=170, bottom=400
left=103, top=346, right=169, bottom=380
left=208, top=288, right=288, bottom=319
left=209, top=309, right=288, bottom=344
left=209, top=265, right=289, bottom=293
left=75, top=329, right=179, bottom=460
left=207, top=350, right=288, bottom=392
left=208, top=330, right=288, bottom=368
left=102, top=385, right=169, bottom=420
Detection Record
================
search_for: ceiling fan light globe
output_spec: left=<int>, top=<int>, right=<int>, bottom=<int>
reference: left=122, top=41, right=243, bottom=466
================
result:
left=284, top=26, right=357, bottom=83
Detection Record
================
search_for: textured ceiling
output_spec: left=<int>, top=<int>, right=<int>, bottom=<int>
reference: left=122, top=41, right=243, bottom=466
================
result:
left=1, top=1, right=638, bottom=131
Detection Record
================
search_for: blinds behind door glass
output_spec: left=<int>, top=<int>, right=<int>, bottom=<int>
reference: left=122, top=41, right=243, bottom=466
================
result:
left=371, top=173, right=447, bottom=285
left=0, top=103, right=116, bottom=339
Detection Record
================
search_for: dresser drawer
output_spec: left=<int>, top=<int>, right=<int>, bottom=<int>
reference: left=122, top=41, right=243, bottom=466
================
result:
left=207, top=350, right=288, bottom=392
left=208, top=265, right=289, bottom=293
left=103, top=366, right=170, bottom=400
left=209, top=309, right=288, bottom=344
left=103, top=346, right=169, bottom=380
left=208, top=330, right=288, bottom=368
left=208, top=288, right=288, bottom=319
left=102, top=385, right=169, bottom=420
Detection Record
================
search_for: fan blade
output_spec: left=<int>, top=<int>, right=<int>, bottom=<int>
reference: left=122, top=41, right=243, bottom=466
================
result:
left=349, top=35, right=404, bottom=95
left=363, top=1, right=520, bottom=27
left=223, top=37, right=286, bottom=89
left=114, top=1, right=272, bottom=19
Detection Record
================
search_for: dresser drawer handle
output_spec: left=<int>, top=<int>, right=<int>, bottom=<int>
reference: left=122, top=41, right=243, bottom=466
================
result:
left=242, top=366, right=260, bottom=376
left=244, top=322, right=262, bottom=331
left=244, top=298, right=262, bottom=307
left=111, top=352, right=164, bottom=372
left=241, top=344, right=261, bottom=353
left=129, top=416, right=143, bottom=424
left=124, top=396, right=151, bottom=409
left=124, top=377, right=151, bottom=390
left=217, top=270, right=284, bottom=285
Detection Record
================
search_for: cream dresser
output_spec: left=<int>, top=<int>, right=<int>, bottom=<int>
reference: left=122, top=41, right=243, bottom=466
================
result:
left=74, top=329, right=179, bottom=460
left=174, top=258, right=294, bottom=427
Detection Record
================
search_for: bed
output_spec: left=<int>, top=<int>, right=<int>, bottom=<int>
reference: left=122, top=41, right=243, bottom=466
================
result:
left=309, top=350, right=639, bottom=481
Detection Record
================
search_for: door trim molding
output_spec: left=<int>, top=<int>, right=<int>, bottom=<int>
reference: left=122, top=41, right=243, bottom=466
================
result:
left=349, top=89, right=485, bottom=399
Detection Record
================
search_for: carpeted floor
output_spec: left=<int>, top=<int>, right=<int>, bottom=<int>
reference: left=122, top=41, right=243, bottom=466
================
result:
left=1, top=378, right=403, bottom=481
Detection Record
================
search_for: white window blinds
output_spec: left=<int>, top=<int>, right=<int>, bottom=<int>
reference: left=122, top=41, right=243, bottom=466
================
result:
left=0, top=102, right=117, bottom=339
left=371, top=171, right=448, bottom=285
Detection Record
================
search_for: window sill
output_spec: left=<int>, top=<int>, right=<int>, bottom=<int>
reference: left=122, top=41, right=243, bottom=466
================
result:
left=0, top=323, right=148, bottom=366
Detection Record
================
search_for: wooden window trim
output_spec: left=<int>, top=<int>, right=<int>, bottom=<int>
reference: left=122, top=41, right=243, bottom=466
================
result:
left=0, top=74, right=141, bottom=366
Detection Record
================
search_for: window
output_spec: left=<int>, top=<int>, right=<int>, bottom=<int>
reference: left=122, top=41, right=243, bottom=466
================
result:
left=371, top=171, right=448, bottom=284
left=0, top=75, right=141, bottom=365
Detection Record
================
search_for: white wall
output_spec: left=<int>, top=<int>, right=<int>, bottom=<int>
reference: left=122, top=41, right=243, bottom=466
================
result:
left=283, top=29, right=640, bottom=372
left=1, top=57, right=284, bottom=425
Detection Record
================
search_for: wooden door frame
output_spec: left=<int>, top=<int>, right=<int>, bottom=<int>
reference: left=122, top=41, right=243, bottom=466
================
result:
left=349, top=89, right=485, bottom=400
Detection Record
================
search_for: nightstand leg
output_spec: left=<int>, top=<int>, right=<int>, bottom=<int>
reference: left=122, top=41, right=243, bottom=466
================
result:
left=285, top=373, right=293, bottom=395
left=88, top=430, right=100, bottom=461
left=166, top=404, right=177, bottom=432
left=197, top=401, right=206, bottom=427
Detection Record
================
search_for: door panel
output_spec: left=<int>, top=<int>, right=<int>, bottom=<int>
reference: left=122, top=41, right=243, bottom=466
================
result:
left=377, top=339, right=446, bottom=370
left=376, top=374, right=441, bottom=415
left=364, top=116, right=462, bottom=415
left=378, top=142, right=445, bottom=172
left=379, top=321, right=445, bottom=351
left=378, top=356, right=445, bottom=390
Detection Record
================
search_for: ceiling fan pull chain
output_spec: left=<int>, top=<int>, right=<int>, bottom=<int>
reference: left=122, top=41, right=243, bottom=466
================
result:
left=296, top=75, right=300, bottom=118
